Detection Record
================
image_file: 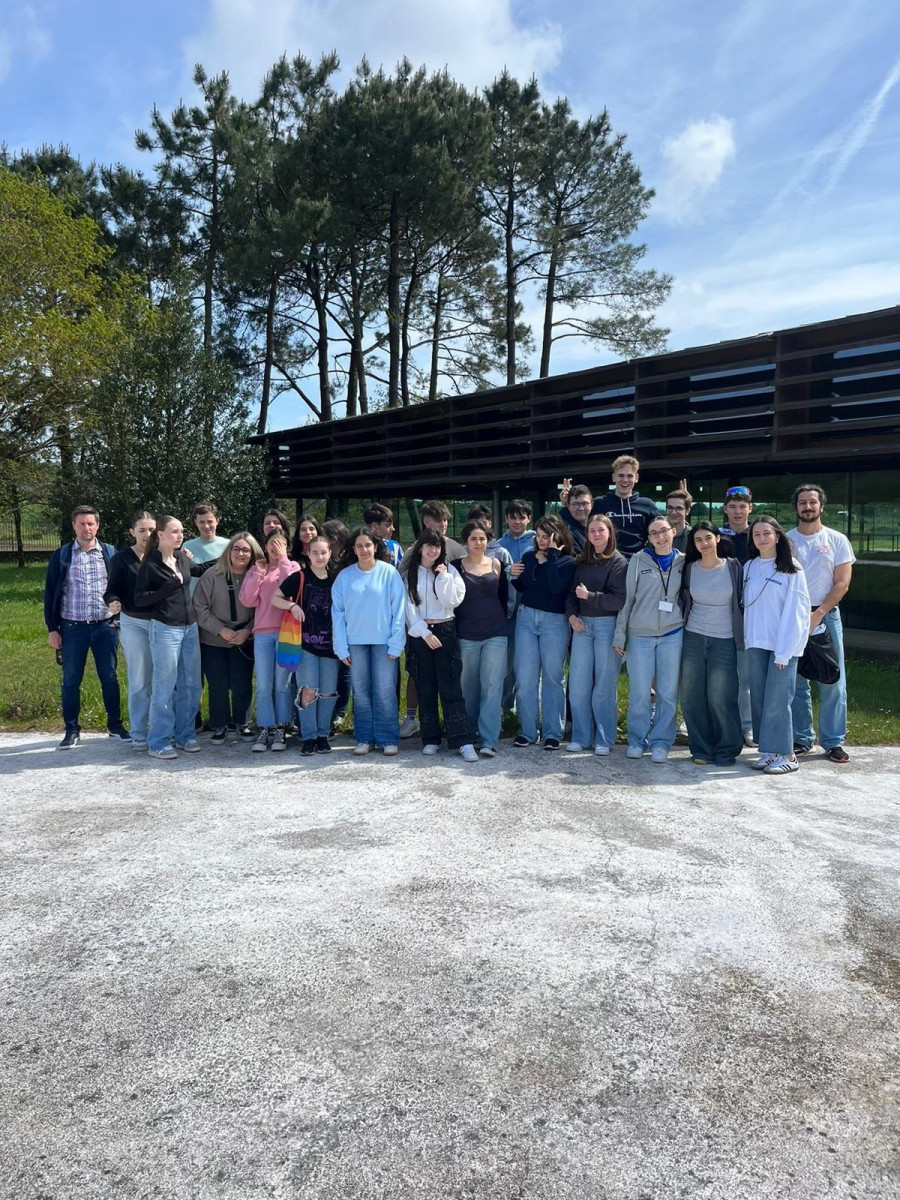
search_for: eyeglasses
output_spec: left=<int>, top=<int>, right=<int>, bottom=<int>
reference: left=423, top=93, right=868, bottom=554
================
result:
left=232, top=547, right=252, bottom=554
left=725, top=487, right=751, bottom=499
left=570, top=501, right=592, bottom=509
left=648, top=529, right=672, bottom=539
left=665, top=505, right=686, bottom=513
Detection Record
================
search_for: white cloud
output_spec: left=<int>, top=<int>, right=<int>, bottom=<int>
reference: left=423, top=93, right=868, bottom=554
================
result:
left=181, top=0, right=563, bottom=100
left=652, top=115, right=736, bottom=224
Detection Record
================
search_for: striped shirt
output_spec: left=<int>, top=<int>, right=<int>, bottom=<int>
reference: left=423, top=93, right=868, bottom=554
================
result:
left=60, top=543, right=112, bottom=622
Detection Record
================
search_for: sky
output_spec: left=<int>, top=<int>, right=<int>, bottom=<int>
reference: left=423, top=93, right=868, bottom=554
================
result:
left=2, top=0, right=899, bottom=431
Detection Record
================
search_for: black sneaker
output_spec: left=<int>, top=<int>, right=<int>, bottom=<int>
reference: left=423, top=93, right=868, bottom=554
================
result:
left=825, top=745, right=850, bottom=764
left=108, top=726, right=132, bottom=743
left=239, top=724, right=255, bottom=742
left=513, top=734, right=530, bottom=748
left=210, top=727, right=228, bottom=745
left=300, top=739, right=316, bottom=756
left=793, top=742, right=812, bottom=755
left=315, top=736, right=332, bottom=754
left=58, top=730, right=80, bottom=750
left=543, top=737, right=561, bottom=751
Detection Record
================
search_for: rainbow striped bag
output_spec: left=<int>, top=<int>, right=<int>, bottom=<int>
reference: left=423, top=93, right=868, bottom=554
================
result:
left=275, top=572, right=304, bottom=672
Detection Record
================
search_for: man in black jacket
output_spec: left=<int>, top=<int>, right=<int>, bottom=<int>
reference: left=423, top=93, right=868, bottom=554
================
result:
left=44, top=505, right=128, bottom=749
left=590, top=456, right=660, bottom=557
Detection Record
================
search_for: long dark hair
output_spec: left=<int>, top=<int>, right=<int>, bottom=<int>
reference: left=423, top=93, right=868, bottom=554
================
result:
left=338, top=527, right=391, bottom=572
left=291, top=512, right=324, bottom=561
left=405, top=528, right=447, bottom=606
left=262, top=508, right=292, bottom=543
left=746, top=515, right=797, bottom=573
left=306, top=534, right=338, bottom=580
left=535, top=514, right=573, bottom=556
left=142, top=514, right=181, bottom=560
left=683, top=520, right=734, bottom=565
left=577, top=513, right=617, bottom=564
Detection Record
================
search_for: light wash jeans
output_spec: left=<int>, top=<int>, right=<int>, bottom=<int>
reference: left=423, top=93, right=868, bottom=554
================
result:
left=253, top=631, right=294, bottom=728
left=747, top=648, right=799, bottom=756
left=148, top=621, right=202, bottom=753
left=568, top=616, right=619, bottom=750
left=624, top=630, right=683, bottom=751
left=349, top=644, right=399, bottom=746
left=791, top=608, right=848, bottom=750
left=736, top=648, right=752, bottom=734
left=119, top=612, right=153, bottom=743
left=459, top=635, right=507, bottom=750
left=514, top=607, right=569, bottom=742
left=295, top=654, right=339, bottom=739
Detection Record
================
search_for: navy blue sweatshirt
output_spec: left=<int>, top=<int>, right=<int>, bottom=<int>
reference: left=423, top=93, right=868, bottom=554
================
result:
left=591, top=492, right=659, bottom=558
left=511, top=549, right=576, bottom=613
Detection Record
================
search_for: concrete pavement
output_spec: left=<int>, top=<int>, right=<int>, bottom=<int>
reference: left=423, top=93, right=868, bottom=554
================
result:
left=1, top=732, right=898, bottom=1199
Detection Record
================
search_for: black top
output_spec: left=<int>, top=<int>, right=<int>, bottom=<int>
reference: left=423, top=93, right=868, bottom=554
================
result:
left=564, top=553, right=629, bottom=619
left=453, top=560, right=509, bottom=641
left=511, top=549, right=577, bottom=614
left=591, top=492, right=660, bottom=557
left=104, top=547, right=149, bottom=620
left=281, top=570, right=336, bottom=658
left=721, top=527, right=750, bottom=563
left=134, top=549, right=197, bottom=626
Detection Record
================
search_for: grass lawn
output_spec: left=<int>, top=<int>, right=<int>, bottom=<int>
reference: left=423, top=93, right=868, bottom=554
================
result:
left=2, top=562, right=898, bottom=743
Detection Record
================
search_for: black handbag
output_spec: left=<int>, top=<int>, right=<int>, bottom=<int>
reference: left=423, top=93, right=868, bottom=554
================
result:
left=798, top=627, right=840, bottom=684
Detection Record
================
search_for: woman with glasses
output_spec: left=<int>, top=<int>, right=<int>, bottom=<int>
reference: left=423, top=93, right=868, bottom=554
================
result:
left=742, top=516, right=810, bottom=775
left=679, top=521, right=744, bottom=766
left=613, top=515, right=685, bottom=763
left=509, top=515, right=576, bottom=749
left=193, top=532, right=260, bottom=744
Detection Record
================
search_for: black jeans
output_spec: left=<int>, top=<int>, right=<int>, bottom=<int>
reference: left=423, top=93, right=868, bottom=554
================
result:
left=201, top=642, right=254, bottom=729
left=406, top=620, right=472, bottom=749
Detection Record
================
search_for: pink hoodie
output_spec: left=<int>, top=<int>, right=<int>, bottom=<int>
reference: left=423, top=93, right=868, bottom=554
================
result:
left=238, top=557, right=301, bottom=634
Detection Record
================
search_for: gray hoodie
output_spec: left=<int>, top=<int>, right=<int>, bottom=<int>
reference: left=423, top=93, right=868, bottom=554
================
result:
left=613, top=549, right=685, bottom=648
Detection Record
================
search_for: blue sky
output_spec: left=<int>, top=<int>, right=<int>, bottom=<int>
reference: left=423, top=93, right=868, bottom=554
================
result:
left=2, top=0, right=899, bottom=431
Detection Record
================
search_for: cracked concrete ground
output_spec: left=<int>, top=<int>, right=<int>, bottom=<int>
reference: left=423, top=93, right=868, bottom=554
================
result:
left=0, top=732, right=898, bottom=1200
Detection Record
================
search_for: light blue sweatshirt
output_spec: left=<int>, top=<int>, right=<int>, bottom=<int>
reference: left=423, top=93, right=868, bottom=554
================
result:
left=498, top=529, right=536, bottom=616
left=331, top=561, right=407, bottom=659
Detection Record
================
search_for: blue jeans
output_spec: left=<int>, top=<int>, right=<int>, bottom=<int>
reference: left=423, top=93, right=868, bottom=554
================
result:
left=148, top=621, right=202, bottom=752
left=460, top=635, right=507, bottom=750
left=791, top=609, right=848, bottom=749
left=59, top=618, right=122, bottom=733
left=736, top=649, right=752, bottom=734
left=568, top=616, right=619, bottom=749
left=295, top=654, right=339, bottom=739
left=680, top=631, right=743, bottom=763
left=349, top=644, right=399, bottom=746
left=118, top=613, right=153, bottom=742
left=514, top=607, right=569, bottom=741
left=253, top=632, right=294, bottom=728
left=624, top=630, right=683, bottom=751
left=747, top=648, right=799, bottom=756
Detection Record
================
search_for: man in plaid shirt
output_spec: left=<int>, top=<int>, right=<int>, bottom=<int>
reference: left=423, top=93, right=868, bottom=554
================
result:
left=44, top=505, right=129, bottom=750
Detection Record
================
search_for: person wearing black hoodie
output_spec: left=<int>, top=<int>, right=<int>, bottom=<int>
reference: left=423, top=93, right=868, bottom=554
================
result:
left=590, top=455, right=660, bottom=558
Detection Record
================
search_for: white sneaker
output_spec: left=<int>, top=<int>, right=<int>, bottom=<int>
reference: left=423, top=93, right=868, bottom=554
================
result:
left=459, top=744, right=479, bottom=763
left=750, top=752, right=777, bottom=770
left=743, top=730, right=757, bottom=748
left=399, top=716, right=419, bottom=739
left=676, top=719, right=688, bottom=738
left=594, top=745, right=610, bottom=756
left=421, top=743, right=440, bottom=755
left=626, top=745, right=644, bottom=759
left=566, top=742, right=586, bottom=753
left=650, top=746, right=669, bottom=764
left=764, top=754, right=799, bottom=775
left=353, top=742, right=373, bottom=756
left=383, top=744, right=399, bottom=756
left=479, top=746, right=497, bottom=758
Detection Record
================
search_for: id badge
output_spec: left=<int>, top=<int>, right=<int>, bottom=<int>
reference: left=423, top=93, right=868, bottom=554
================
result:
left=658, top=600, right=674, bottom=613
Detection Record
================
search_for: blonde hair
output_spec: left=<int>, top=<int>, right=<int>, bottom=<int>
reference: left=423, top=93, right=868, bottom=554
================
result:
left=215, top=531, right=263, bottom=574
left=611, top=455, right=639, bottom=473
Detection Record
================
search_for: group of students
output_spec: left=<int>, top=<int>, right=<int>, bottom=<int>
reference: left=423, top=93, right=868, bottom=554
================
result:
left=45, top=455, right=854, bottom=775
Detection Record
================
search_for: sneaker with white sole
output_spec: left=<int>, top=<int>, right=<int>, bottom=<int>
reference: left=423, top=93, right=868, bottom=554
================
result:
left=353, top=742, right=373, bottom=755
left=750, top=752, right=777, bottom=770
left=626, top=745, right=644, bottom=759
left=594, top=745, right=610, bottom=756
left=383, top=744, right=399, bottom=756
left=252, top=728, right=271, bottom=753
left=479, top=746, right=497, bottom=758
left=650, top=746, right=669, bottom=764
left=149, top=746, right=178, bottom=760
left=422, top=743, right=440, bottom=756
left=270, top=727, right=288, bottom=752
left=175, top=740, right=201, bottom=753
left=764, top=754, right=799, bottom=775
left=742, top=730, right=756, bottom=749
left=131, top=739, right=148, bottom=752
left=459, top=744, right=479, bottom=762
left=566, top=742, right=586, bottom=753
left=398, top=716, right=419, bottom=739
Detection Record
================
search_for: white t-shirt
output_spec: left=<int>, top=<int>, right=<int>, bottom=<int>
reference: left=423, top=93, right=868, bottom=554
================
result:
left=786, top=527, right=855, bottom=606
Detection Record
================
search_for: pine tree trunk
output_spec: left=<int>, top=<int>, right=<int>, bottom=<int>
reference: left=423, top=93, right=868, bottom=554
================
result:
left=387, top=193, right=402, bottom=408
left=428, top=274, right=444, bottom=403
left=346, top=355, right=358, bottom=418
left=11, top=482, right=25, bottom=569
left=539, top=249, right=558, bottom=378
left=204, top=146, right=218, bottom=358
left=257, top=276, right=277, bottom=435
left=505, top=178, right=516, bottom=385
left=400, top=267, right=419, bottom=408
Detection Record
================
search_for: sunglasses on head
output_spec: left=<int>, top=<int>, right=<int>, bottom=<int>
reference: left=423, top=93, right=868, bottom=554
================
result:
left=725, top=487, right=751, bottom=499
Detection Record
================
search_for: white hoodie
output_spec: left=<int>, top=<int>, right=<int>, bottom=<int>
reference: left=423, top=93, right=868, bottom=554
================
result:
left=405, top=564, right=466, bottom=638
left=742, top=557, right=810, bottom=665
